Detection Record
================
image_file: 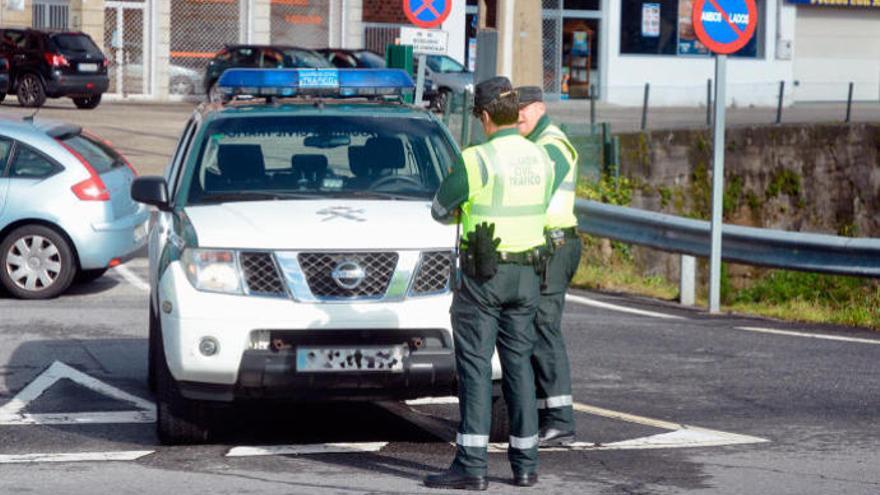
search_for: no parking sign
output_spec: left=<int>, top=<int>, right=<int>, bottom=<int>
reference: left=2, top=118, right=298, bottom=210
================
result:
left=403, top=0, right=452, bottom=29
left=692, top=0, right=758, bottom=55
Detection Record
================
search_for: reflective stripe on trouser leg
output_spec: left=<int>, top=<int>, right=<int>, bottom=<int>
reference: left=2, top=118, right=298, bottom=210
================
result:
left=532, top=240, right=581, bottom=432
left=450, top=275, right=501, bottom=477
left=496, top=266, right=541, bottom=473
left=536, top=395, right=573, bottom=409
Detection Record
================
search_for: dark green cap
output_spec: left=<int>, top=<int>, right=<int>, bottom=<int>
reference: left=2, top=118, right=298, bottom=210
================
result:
left=516, top=86, right=544, bottom=107
left=474, top=76, right=515, bottom=113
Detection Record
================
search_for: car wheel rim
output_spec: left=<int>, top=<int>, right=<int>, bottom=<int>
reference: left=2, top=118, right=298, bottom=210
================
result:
left=20, top=77, right=35, bottom=104
left=172, top=81, right=190, bottom=95
left=5, top=235, right=61, bottom=292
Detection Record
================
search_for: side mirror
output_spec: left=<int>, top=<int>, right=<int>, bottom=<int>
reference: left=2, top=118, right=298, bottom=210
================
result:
left=131, top=176, right=170, bottom=211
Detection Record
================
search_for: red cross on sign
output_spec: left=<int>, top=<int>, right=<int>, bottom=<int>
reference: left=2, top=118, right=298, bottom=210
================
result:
left=403, top=0, right=452, bottom=29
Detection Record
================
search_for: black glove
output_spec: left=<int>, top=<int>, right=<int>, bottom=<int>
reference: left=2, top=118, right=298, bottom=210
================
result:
left=474, top=222, right=500, bottom=279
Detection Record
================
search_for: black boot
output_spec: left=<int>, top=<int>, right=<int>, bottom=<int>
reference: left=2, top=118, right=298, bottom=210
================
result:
left=424, top=468, right=488, bottom=491
left=512, top=471, right=539, bottom=487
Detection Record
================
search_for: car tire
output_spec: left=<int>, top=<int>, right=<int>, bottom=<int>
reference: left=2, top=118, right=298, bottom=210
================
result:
left=16, top=73, right=46, bottom=108
left=170, top=77, right=194, bottom=96
left=155, top=323, right=212, bottom=445
left=72, top=94, right=101, bottom=109
left=207, top=83, right=222, bottom=104
left=0, top=92, right=6, bottom=103
left=0, top=225, right=76, bottom=299
left=489, top=393, right=510, bottom=443
left=76, top=267, right=108, bottom=284
left=148, top=300, right=159, bottom=393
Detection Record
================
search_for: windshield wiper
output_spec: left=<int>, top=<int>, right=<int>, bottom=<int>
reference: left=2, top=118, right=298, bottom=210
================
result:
left=195, top=191, right=317, bottom=203
left=344, top=190, right=430, bottom=201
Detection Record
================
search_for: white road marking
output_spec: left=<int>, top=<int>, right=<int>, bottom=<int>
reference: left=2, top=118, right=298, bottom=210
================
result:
left=736, top=326, right=880, bottom=345
left=405, top=396, right=460, bottom=406
left=565, top=294, right=685, bottom=320
left=0, top=361, right=156, bottom=426
left=408, top=397, right=768, bottom=452
left=114, top=263, right=150, bottom=292
left=226, top=443, right=388, bottom=457
left=0, top=451, right=154, bottom=464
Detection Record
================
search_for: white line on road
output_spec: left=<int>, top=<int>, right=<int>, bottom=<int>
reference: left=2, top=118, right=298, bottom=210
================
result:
left=226, top=443, right=388, bottom=457
left=736, top=326, right=880, bottom=345
left=406, top=396, right=769, bottom=451
left=565, top=294, right=686, bottom=320
left=0, top=361, right=156, bottom=426
left=114, top=263, right=150, bottom=292
left=0, top=451, right=154, bottom=464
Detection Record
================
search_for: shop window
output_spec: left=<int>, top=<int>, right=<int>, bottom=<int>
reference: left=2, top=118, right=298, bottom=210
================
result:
left=564, top=0, right=600, bottom=10
left=620, top=0, right=763, bottom=58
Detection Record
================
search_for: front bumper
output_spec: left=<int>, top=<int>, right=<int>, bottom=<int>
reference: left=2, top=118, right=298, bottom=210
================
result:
left=45, top=73, right=110, bottom=97
left=159, top=262, right=458, bottom=402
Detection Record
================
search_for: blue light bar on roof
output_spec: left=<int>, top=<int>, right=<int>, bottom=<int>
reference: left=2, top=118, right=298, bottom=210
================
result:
left=217, top=69, right=415, bottom=99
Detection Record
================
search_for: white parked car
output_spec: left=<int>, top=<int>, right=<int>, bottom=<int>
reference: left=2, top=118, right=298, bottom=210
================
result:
left=132, top=68, right=505, bottom=444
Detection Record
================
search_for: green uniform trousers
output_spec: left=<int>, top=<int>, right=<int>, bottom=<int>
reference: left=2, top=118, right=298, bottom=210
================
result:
left=450, top=263, right=542, bottom=477
left=533, top=236, right=582, bottom=431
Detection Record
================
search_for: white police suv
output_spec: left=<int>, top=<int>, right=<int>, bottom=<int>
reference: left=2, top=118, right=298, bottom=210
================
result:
left=132, top=69, right=504, bottom=444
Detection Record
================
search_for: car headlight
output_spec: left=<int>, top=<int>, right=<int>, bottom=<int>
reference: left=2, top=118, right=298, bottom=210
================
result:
left=182, top=249, right=242, bottom=294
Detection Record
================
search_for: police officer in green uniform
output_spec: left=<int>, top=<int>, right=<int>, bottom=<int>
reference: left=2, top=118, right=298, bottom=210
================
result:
left=516, top=86, right=582, bottom=446
left=424, top=77, right=569, bottom=491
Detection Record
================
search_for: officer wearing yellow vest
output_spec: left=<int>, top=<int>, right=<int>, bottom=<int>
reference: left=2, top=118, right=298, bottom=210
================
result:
left=516, top=86, right=582, bottom=446
left=424, top=77, right=569, bottom=491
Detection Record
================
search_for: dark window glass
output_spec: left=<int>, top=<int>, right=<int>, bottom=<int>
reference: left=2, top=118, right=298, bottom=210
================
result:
left=232, top=47, right=260, bottom=66
left=620, top=0, right=679, bottom=55
left=51, top=34, right=101, bottom=55
left=10, top=146, right=59, bottom=179
left=354, top=51, right=386, bottom=68
left=283, top=49, right=333, bottom=68
left=564, top=0, right=600, bottom=10
left=0, top=139, right=11, bottom=174
left=261, top=48, right=285, bottom=68
left=61, top=135, right=125, bottom=174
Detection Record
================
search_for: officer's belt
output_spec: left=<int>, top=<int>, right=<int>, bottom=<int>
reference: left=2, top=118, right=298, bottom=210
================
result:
left=547, top=226, right=578, bottom=239
left=497, top=249, right=543, bottom=265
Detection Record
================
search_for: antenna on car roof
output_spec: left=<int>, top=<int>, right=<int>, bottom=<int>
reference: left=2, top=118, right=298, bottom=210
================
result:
left=23, top=108, right=40, bottom=124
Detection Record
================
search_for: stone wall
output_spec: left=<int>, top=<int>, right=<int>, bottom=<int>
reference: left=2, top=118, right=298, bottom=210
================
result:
left=615, top=124, right=880, bottom=286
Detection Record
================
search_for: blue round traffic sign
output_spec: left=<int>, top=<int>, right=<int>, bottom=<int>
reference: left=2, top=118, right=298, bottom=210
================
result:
left=692, top=0, right=757, bottom=55
left=403, top=0, right=452, bottom=29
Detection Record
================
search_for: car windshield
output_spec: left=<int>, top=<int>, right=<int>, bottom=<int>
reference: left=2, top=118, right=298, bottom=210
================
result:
left=284, top=49, right=333, bottom=68
left=355, top=51, right=386, bottom=68
left=426, top=55, right=466, bottom=73
left=186, top=114, right=457, bottom=205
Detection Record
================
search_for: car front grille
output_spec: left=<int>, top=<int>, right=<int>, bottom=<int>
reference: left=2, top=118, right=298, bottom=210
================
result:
left=240, top=252, right=286, bottom=296
left=411, top=251, right=453, bottom=295
left=297, top=252, right=399, bottom=299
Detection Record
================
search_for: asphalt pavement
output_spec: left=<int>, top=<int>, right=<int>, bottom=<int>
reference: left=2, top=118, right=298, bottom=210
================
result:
left=1, top=257, right=878, bottom=494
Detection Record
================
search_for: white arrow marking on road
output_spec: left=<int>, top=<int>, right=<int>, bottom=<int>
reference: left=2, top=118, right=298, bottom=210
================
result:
left=405, top=396, right=768, bottom=451
left=736, top=326, right=880, bottom=345
left=0, top=451, right=154, bottom=464
left=565, top=294, right=686, bottom=320
left=226, top=442, right=388, bottom=457
left=0, top=361, right=156, bottom=425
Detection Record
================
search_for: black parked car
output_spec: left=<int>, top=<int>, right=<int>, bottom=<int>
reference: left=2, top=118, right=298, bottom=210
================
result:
left=317, top=48, right=387, bottom=69
left=0, top=56, right=9, bottom=98
left=204, top=45, right=334, bottom=102
left=0, top=28, right=109, bottom=109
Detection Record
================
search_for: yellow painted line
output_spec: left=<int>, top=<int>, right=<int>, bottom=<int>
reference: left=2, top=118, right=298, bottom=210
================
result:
left=572, top=402, right=683, bottom=431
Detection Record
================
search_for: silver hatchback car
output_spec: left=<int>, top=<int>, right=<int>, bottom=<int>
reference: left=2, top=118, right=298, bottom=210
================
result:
left=0, top=118, right=149, bottom=299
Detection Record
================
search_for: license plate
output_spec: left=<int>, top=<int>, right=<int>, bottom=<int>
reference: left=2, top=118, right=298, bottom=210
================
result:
left=296, top=346, right=407, bottom=373
left=79, top=63, right=98, bottom=72
left=298, top=69, right=339, bottom=89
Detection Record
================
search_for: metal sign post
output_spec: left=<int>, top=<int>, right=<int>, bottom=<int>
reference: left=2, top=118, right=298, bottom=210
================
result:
left=709, top=54, right=727, bottom=313
left=692, top=0, right=757, bottom=313
left=414, top=54, right=427, bottom=104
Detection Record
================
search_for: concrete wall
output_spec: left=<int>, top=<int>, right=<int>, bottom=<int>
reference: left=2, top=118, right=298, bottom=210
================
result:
left=614, top=123, right=880, bottom=283
left=1, top=0, right=33, bottom=27
left=69, top=0, right=104, bottom=49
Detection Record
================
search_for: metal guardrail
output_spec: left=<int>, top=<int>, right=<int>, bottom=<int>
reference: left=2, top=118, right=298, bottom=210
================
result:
left=575, top=199, right=880, bottom=277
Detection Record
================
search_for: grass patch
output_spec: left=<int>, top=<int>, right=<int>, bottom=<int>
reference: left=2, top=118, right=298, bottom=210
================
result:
left=729, top=270, right=880, bottom=329
left=571, top=237, right=678, bottom=301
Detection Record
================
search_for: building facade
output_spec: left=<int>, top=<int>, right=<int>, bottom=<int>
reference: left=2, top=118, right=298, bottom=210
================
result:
left=1, top=0, right=878, bottom=105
